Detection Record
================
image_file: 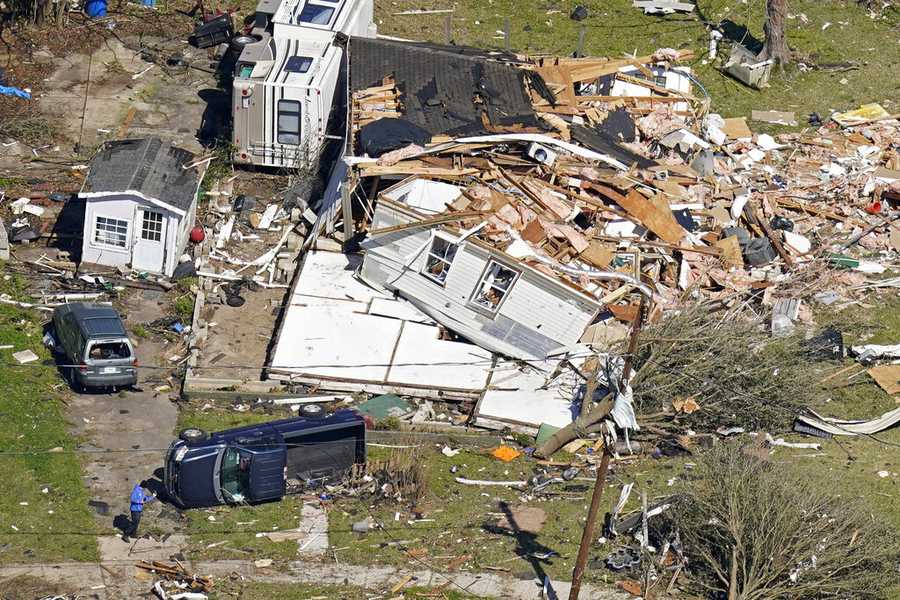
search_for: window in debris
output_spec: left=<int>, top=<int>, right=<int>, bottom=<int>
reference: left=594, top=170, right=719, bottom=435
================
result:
left=140, top=210, right=163, bottom=242
left=285, top=56, right=313, bottom=74
left=277, top=100, right=302, bottom=145
left=471, top=260, right=519, bottom=313
left=298, top=3, right=335, bottom=25
left=94, top=216, right=128, bottom=248
left=422, top=235, right=458, bottom=285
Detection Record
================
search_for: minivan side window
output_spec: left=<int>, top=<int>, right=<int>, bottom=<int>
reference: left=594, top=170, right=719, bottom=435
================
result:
left=62, top=313, right=77, bottom=353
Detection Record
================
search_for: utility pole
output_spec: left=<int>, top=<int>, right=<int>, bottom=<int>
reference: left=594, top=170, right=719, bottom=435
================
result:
left=568, top=297, right=646, bottom=600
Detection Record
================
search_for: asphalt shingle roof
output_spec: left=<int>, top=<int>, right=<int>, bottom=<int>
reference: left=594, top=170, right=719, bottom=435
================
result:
left=82, top=138, right=201, bottom=213
left=349, top=37, right=538, bottom=137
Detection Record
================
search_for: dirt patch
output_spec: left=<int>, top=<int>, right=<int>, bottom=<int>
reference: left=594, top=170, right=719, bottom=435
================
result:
left=0, top=575, right=65, bottom=599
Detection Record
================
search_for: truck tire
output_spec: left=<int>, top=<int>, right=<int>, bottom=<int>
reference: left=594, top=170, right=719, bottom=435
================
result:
left=299, top=403, right=326, bottom=419
left=179, top=428, right=209, bottom=444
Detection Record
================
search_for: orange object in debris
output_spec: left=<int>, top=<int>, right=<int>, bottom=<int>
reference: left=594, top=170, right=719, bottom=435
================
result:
left=491, top=446, right=522, bottom=462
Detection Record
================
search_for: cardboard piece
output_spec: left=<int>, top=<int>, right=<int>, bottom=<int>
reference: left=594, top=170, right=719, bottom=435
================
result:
left=868, top=365, right=900, bottom=395
left=720, top=117, right=753, bottom=139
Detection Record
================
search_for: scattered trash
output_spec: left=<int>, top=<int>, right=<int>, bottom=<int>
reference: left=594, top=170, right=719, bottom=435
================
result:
left=12, top=349, right=39, bottom=364
left=491, top=445, right=522, bottom=462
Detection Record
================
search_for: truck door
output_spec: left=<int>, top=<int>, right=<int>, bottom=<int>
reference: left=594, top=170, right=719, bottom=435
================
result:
left=247, top=445, right=287, bottom=502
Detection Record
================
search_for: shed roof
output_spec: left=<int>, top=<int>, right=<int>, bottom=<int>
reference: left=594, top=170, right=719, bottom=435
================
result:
left=82, top=138, right=203, bottom=213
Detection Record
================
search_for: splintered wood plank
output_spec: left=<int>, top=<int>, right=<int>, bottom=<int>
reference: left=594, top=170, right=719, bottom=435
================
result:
left=612, top=189, right=687, bottom=245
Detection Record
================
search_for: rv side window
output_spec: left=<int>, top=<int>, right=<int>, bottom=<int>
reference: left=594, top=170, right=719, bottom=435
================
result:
left=285, top=56, right=313, bottom=73
left=298, top=3, right=334, bottom=25
left=470, top=260, right=519, bottom=313
left=277, top=100, right=301, bottom=145
left=422, top=236, right=458, bottom=286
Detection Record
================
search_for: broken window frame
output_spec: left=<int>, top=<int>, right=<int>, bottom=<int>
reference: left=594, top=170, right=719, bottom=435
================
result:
left=421, top=233, right=458, bottom=286
left=469, top=259, right=520, bottom=315
left=93, top=215, right=129, bottom=249
left=277, top=100, right=302, bottom=145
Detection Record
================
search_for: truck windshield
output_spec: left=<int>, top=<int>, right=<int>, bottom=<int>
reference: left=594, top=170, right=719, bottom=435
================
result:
left=221, top=448, right=250, bottom=501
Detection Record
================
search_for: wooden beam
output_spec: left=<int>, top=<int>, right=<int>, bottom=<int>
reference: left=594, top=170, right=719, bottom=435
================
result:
left=367, top=210, right=490, bottom=236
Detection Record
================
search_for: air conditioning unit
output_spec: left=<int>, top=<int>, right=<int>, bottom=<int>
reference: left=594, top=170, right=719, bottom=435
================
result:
left=526, top=142, right=557, bottom=167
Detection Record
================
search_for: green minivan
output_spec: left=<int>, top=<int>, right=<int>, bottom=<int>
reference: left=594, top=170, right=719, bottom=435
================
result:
left=50, top=303, right=138, bottom=391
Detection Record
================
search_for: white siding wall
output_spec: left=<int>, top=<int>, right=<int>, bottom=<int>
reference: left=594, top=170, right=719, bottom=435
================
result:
left=81, top=193, right=184, bottom=276
left=361, top=202, right=600, bottom=358
left=81, top=194, right=138, bottom=269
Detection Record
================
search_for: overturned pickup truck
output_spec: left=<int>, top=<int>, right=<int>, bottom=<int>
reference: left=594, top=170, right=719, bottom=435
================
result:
left=164, top=408, right=366, bottom=508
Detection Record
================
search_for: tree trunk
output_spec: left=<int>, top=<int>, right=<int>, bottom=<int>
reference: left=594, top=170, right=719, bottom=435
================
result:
left=762, top=0, right=790, bottom=64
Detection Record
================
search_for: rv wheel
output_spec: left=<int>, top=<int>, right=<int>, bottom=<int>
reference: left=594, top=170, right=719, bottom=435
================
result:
left=179, top=427, right=209, bottom=444
left=299, top=404, right=326, bottom=419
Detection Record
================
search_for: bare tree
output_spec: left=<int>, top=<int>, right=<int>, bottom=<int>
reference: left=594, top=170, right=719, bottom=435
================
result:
left=761, top=0, right=790, bottom=64
left=669, top=444, right=900, bottom=600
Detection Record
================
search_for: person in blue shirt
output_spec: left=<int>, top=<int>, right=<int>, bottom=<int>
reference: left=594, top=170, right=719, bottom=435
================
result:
left=124, top=482, right=155, bottom=542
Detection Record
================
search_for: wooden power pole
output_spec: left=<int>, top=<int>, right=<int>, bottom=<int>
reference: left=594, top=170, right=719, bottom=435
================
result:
left=568, top=298, right=646, bottom=600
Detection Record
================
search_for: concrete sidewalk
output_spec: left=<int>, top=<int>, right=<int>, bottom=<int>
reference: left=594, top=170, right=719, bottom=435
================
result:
left=0, top=555, right=628, bottom=599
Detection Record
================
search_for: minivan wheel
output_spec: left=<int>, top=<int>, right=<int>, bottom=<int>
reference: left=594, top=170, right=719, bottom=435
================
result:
left=179, top=428, right=209, bottom=444
left=67, top=367, right=83, bottom=393
left=299, top=403, right=326, bottom=419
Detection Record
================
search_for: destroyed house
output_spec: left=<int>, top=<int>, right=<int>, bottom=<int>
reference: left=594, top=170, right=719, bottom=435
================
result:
left=79, top=138, right=206, bottom=277
left=360, top=179, right=603, bottom=360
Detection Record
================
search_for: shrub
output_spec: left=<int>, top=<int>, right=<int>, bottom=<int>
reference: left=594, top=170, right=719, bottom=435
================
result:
left=668, top=444, right=900, bottom=600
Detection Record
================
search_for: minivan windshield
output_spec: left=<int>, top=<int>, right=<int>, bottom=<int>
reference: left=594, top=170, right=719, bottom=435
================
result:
left=221, top=447, right=250, bottom=501
left=87, top=341, right=131, bottom=361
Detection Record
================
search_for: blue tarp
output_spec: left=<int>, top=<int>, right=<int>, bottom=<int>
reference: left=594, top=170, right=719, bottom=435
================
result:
left=0, top=86, right=31, bottom=100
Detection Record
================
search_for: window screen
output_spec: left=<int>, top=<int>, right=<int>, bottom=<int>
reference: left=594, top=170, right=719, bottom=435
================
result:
left=298, top=3, right=334, bottom=25
left=285, top=56, right=313, bottom=73
left=471, top=261, right=518, bottom=313
left=277, top=100, right=301, bottom=145
left=94, top=216, right=128, bottom=248
left=422, top=236, right=458, bottom=285
left=141, top=210, right=163, bottom=242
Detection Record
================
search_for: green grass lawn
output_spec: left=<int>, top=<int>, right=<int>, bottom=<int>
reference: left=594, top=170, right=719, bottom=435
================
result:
left=374, top=0, right=900, bottom=120
left=0, top=303, right=99, bottom=562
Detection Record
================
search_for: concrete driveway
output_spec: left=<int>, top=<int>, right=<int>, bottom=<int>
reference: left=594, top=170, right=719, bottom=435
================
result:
left=65, top=290, right=182, bottom=545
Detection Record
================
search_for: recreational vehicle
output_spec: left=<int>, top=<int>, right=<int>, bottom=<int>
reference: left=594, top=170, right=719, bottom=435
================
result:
left=231, top=0, right=375, bottom=169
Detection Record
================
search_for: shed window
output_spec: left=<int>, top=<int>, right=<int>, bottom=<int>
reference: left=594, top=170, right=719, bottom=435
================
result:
left=277, top=100, right=302, bottom=145
left=471, top=260, right=519, bottom=313
left=298, top=3, right=334, bottom=25
left=94, top=216, right=128, bottom=248
left=422, top=236, right=457, bottom=285
left=141, top=210, right=163, bottom=242
left=285, top=56, right=313, bottom=73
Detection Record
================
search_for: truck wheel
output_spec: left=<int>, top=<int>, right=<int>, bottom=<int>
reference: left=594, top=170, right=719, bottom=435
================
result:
left=299, top=403, right=326, bottom=419
left=179, top=428, right=209, bottom=444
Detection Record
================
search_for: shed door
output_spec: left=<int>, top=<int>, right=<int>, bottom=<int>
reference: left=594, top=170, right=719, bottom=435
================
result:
left=132, top=208, right=166, bottom=274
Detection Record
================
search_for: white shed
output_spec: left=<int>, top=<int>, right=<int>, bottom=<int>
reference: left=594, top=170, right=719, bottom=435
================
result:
left=79, top=138, right=207, bottom=277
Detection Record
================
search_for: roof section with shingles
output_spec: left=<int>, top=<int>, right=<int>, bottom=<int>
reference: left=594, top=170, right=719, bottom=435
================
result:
left=82, top=137, right=202, bottom=213
left=349, top=37, right=538, bottom=137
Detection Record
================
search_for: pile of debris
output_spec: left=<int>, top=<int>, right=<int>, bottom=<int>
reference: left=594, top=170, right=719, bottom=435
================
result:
left=264, top=39, right=899, bottom=437
left=341, top=44, right=898, bottom=345
left=137, top=560, right=213, bottom=600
